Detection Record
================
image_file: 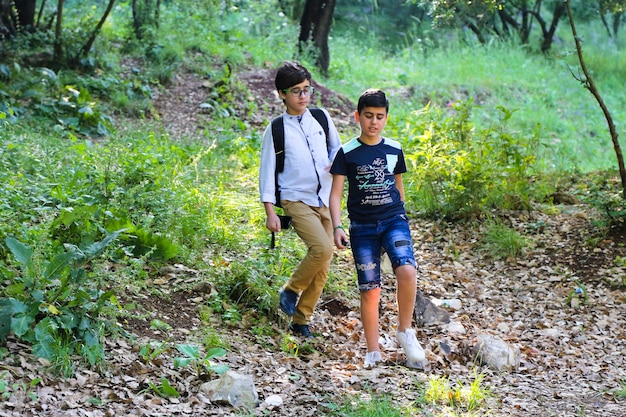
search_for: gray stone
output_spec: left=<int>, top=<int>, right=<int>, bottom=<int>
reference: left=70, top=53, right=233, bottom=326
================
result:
left=472, top=334, right=520, bottom=372
left=415, top=291, right=450, bottom=327
left=199, top=371, right=259, bottom=409
left=263, top=394, right=283, bottom=407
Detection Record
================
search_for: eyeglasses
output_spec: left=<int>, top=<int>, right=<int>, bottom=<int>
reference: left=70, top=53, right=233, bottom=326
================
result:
left=283, top=87, right=315, bottom=97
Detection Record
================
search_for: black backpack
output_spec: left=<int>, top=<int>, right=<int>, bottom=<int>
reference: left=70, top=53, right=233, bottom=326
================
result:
left=271, top=108, right=329, bottom=207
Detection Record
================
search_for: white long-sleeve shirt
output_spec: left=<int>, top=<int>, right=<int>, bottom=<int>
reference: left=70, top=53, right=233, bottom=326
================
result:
left=259, top=108, right=341, bottom=208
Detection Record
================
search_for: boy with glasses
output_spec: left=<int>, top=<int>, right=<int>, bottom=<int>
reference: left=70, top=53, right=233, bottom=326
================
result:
left=329, top=89, right=427, bottom=368
left=259, top=61, right=341, bottom=338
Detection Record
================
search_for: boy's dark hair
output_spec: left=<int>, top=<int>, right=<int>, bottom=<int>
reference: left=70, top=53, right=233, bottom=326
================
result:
left=357, top=89, right=389, bottom=114
left=275, top=61, right=311, bottom=92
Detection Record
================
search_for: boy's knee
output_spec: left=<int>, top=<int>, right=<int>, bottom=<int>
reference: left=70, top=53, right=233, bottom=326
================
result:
left=391, top=258, right=417, bottom=270
left=359, top=281, right=381, bottom=292
left=310, top=242, right=333, bottom=261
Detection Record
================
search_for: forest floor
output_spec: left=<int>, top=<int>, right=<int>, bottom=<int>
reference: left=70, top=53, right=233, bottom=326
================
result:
left=1, top=67, right=626, bottom=417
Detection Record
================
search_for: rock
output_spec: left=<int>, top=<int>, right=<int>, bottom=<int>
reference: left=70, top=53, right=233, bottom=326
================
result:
left=496, top=322, right=510, bottom=333
left=550, top=191, right=578, bottom=205
left=263, top=394, right=283, bottom=407
left=415, top=291, right=450, bottom=327
left=472, top=334, right=520, bottom=372
left=199, top=371, right=259, bottom=409
left=446, top=321, right=466, bottom=334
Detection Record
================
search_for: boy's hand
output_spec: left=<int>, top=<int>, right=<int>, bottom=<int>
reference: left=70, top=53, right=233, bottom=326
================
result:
left=334, top=228, right=349, bottom=249
left=266, top=213, right=282, bottom=232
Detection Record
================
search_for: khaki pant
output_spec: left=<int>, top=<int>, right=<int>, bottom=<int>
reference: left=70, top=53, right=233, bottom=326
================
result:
left=281, top=200, right=333, bottom=325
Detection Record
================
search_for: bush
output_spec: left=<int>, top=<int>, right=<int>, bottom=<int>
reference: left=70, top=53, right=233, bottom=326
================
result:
left=396, top=99, right=552, bottom=220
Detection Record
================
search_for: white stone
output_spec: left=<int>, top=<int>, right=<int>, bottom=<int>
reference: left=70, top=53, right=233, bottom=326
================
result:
left=446, top=321, right=466, bottom=334
left=263, top=394, right=283, bottom=407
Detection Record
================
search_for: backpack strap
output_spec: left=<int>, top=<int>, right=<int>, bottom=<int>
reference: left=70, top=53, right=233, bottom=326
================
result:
left=271, top=116, right=285, bottom=207
left=309, top=108, right=329, bottom=150
left=271, top=109, right=330, bottom=207
left=271, top=116, right=285, bottom=173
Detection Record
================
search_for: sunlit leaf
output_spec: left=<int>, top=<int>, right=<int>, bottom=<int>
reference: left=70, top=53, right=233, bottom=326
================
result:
left=158, top=377, right=180, bottom=397
left=44, top=252, right=74, bottom=281
left=205, top=347, right=227, bottom=359
left=175, top=343, right=199, bottom=359
left=46, top=304, right=60, bottom=315
left=12, top=312, right=34, bottom=337
left=5, top=237, right=32, bottom=267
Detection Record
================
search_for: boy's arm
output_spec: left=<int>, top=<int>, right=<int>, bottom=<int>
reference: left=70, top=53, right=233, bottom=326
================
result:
left=395, top=174, right=405, bottom=201
left=264, top=202, right=281, bottom=232
left=259, top=124, right=282, bottom=232
left=330, top=174, right=348, bottom=248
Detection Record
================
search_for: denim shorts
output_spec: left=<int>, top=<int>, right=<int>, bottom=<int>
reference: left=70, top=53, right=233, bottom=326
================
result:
left=349, top=214, right=417, bottom=291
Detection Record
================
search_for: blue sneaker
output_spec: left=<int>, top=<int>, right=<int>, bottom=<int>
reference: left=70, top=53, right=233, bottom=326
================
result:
left=289, top=323, right=313, bottom=339
left=279, top=288, right=298, bottom=316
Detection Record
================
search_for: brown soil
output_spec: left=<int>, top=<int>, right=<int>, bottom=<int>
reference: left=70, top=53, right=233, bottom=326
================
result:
left=2, top=67, right=626, bottom=417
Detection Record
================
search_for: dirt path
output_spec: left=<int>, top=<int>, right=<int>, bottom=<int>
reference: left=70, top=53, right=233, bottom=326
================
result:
left=1, top=69, right=625, bottom=417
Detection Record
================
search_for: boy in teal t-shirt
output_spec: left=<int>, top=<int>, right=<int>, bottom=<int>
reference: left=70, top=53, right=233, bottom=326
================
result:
left=329, top=89, right=426, bottom=368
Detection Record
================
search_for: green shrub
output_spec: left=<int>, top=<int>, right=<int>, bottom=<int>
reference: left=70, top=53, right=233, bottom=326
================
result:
left=0, top=232, right=123, bottom=376
left=480, top=220, right=528, bottom=260
left=396, top=99, right=551, bottom=220
left=0, top=65, right=113, bottom=135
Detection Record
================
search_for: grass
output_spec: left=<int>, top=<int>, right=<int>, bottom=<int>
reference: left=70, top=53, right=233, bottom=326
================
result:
left=615, top=380, right=626, bottom=400
left=324, top=24, right=626, bottom=173
left=324, top=370, right=492, bottom=416
left=2, top=1, right=626, bottom=414
left=480, top=220, right=528, bottom=260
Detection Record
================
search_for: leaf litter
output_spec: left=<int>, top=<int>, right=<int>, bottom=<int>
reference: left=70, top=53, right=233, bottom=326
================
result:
left=1, top=69, right=625, bottom=417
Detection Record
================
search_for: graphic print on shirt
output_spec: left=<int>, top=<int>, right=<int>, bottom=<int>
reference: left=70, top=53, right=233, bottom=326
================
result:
left=355, top=156, right=396, bottom=207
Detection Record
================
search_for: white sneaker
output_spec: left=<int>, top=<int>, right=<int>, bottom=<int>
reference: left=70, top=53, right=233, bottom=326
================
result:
left=396, top=328, right=426, bottom=362
left=363, top=351, right=382, bottom=369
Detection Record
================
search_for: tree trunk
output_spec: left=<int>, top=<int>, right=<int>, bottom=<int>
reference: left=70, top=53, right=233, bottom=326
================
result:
left=36, top=0, right=47, bottom=27
left=14, top=0, right=36, bottom=29
left=0, top=0, right=36, bottom=37
left=53, top=0, right=64, bottom=62
left=612, top=12, right=621, bottom=40
left=78, top=0, right=116, bottom=61
left=466, top=21, right=486, bottom=44
left=497, top=8, right=519, bottom=37
left=132, top=0, right=160, bottom=40
left=298, top=0, right=336, bottom=76
left=0, top=0, right=14, bottom=38
left=540, top=3, right=566, bottom=53
left=565, top=0, right=626, bottom=198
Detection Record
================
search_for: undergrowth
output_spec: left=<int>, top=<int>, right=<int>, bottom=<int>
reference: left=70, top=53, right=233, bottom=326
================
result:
left=0, top=3, right=625, bottom=416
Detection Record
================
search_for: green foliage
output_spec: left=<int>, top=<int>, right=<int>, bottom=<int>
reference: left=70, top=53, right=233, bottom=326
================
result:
left=0, top=65, right=112, bottom=136
left=334, top=0, right=430, bottom=52
left=423, top=371, right=492, bottom=412
left=480, top=220, right=528, bottom=260
left=144, top=376, right=180, bottom=398
left=0, top=232, right=123, bottom=376
left=143, top=43, right=181, bottom=85
left=199, top=68, right=255, bottom=127
left=0, top=371, right=40, bottom=402
left=327, top=392, right=418, bottom=416
left=139, top=340, right=170, bottom=364
left=615, top=380, right=626, bottom=400
left=0, top=0, right=625, bottom=397
left=199, top=327, right=231, bottom=351
left=173, top=343, right=229, bottom=377
left=206, top=247, right=297, bottom=316
left=565, top=281, right=589, bottom=307
left=280, top=333, right=300, bottom=356
left=397, top=99, right=549, bottom=220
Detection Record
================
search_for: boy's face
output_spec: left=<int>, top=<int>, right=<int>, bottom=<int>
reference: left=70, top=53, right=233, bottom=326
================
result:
left=279, top=80, right=312, bottom=115
left=355, top=107, right=388, bottom=139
